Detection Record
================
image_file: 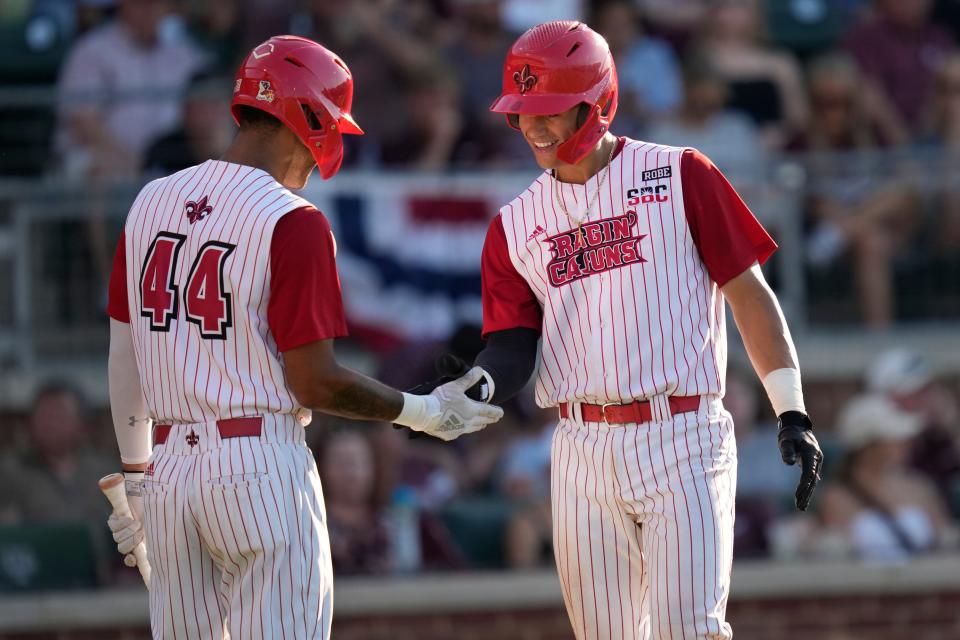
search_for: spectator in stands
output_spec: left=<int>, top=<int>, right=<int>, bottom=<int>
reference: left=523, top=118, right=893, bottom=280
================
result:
left=52, top=0, right=204, bottom=288
left=379, top=64, right=468, bottom=170
left=844, top=0, right=954, bottom=134
left=0, top=382, right=113, bottom=525
left=645, top=51, right=765, bottom=177
left=725, top=365, right=800, bottom=556
left=367, top=421, right=469, bottom=570
left=369, top=421, right=463, bottom=514
left=445, top=0, right=528, bottom=166
left=496, top=406, right=554, bottom=568
left=695, top=0, right=808, bottom=149
left=319, top=428, right=393, bottom=575
left=239, top=0, right=298, bottom=49
left=820, top=394, right=958, bottom=562
left=789, top=52, right=916, bottom=329
left=730, top=366, right=798, bottom=501
left=790, top=53, right=906, bottom=152
left=867, top=349, right=960, bottom=515
left=53, top=0, right=205, bottom=178
left=920, top=52, right=960, bottom=255
left=593, top=0, right=682, bottom=137
left=344, top=0, right=450, bottom=71
left=143, top=70, right=234, bottom=174
left=183, top=0, right=245, bottom=73
left=635, top=0, right=711, bottom=46
left=299, top=0, right=447, bottom=166
left=446, top=0, right=513, bottom=126
left=757, top=0, right=860, bottom=57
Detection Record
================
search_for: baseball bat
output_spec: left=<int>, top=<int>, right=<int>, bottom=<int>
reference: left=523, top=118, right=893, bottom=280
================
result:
left=99, top=473, right=151, bottom=588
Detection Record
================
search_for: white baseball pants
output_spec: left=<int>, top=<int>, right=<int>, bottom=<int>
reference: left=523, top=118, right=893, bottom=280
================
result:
left=551, top=395, right=736, bottom=640
left=141, top=414, right=332, bottom=639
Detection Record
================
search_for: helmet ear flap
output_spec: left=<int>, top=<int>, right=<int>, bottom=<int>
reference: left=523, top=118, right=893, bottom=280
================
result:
left=300, top=104, right=323, bottom=130
left=576, top=103, right=590, bottom=128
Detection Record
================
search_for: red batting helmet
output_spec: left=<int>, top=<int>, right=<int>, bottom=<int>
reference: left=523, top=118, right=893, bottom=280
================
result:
left=231, top=35, right=363, bottom=180
left=489, top=21, right=618, bottom=165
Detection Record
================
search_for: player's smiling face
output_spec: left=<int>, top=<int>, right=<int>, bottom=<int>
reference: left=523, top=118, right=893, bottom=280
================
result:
left=518, top=105, right=581, bottom=170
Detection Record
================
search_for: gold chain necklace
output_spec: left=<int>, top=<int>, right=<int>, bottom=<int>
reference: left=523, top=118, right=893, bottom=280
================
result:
left=553, top=141, right=617, bottom=249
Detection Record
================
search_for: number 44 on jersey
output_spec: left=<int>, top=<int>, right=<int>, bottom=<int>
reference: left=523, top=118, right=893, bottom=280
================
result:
left=140, top=232, right=236, bottom=339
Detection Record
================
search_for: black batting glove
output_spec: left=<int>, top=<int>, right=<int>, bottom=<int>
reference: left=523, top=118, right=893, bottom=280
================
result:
left=393, top=354, right=487, bottom=437
left=777, top=411, right=824, bottom=512
left=404, top=354, right=487, bottom=400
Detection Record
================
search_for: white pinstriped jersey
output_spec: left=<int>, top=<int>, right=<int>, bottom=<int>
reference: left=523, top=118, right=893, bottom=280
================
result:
left=482, top=138, right=776, bottom=408
left=483, top=138, right=776, bottom=639
left=117, top=160, right=314, bottom=424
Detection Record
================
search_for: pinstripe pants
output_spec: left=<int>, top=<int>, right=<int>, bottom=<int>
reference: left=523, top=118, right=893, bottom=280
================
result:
left=551, top=396, right=736, bottom=640
left=141, top=416, right=333, bottom=639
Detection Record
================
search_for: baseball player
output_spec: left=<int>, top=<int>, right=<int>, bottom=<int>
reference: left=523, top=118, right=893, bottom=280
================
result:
left=463, top=22, right=823, bottom=639
left=104, top=35, right=501, bottom=639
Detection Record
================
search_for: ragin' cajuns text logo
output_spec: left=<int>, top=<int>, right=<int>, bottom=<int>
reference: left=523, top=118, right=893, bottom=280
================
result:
left=513, top=64, right=537, bottom=94
left=544, top=212, right=646, bottom=287
left=185, top=196, right=213, bottom=224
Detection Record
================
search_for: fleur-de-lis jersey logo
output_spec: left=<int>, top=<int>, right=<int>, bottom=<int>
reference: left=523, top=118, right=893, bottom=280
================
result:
left=513, top=64, right=537, bottom=94
left=185, top=196, right=213, bottom=224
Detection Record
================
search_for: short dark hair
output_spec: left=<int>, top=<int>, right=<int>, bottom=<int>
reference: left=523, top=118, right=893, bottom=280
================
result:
left=235, top=105, right=283, bottom=131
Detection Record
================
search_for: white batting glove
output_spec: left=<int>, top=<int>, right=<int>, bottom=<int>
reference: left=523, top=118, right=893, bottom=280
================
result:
left=395, top=367, right=504, bottom=441
left=107, top=472, right=145, bottom=567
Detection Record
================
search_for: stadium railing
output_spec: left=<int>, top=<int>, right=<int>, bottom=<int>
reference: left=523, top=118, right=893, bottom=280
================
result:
left=0, top=150, right=958, bottom=406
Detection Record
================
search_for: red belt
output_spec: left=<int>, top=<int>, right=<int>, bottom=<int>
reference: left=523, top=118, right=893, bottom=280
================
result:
left=559, top=396, right=701, bottom=424
left=153, top=416, right=263, bottom=446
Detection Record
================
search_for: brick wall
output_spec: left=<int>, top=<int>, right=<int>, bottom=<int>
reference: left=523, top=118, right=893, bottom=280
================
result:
left=327, top=592, right=960, bottom=640
left=727, top=592, right=960, bottom=640
left=3, top=591, right=957, bottom=640
left=2, top=558, right=959, bottom=639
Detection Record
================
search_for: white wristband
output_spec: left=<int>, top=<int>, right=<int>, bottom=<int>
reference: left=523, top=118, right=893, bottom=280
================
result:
left=761, top=368, right=806, bottom=416
left=479, top=368, right=496, bottom=403
left=394, top=392, right=440, bottom=430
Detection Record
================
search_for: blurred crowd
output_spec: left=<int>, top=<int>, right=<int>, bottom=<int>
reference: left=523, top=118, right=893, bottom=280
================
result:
left=1, top=336, right=959, bottom=588
left=1, top=0, right=960, bottom=328
left=2, top=0, right=960, bottom=591
left=10, top=0, right=960, bottom=176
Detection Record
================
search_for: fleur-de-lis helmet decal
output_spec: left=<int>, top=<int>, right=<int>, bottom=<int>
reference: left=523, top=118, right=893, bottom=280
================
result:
left=513, top=64, right=537, bottom=94
left=490, top=21, right=619, bottom=165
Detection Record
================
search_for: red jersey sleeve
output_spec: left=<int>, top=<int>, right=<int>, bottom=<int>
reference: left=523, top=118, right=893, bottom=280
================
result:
left=681, top=148, right=778, bottom=286
left=268, top=206, right=348, bottom=351
left=107, top=230, right=130, bottom=323
left=481, top=215, right=542, bottom=337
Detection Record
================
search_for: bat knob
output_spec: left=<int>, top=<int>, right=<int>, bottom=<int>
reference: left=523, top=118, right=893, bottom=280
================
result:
left=99, top=473, right=124, bottom=491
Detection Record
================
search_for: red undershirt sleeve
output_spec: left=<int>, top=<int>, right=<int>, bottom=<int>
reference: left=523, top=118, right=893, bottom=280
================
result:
left=681, top=148, right=778, bottom=286
left=107, top=230, right=130, bottom=323
left=481, top=215, right=542, bottom=337
left=268, top=206, right=348, bottom=351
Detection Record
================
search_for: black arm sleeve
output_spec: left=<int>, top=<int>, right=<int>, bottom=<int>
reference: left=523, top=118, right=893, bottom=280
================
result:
left=474, top=327, right=539, bottom=404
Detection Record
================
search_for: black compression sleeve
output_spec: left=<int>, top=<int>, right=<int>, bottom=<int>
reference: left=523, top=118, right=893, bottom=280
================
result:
left=474, top=327, right=539, bottom=404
